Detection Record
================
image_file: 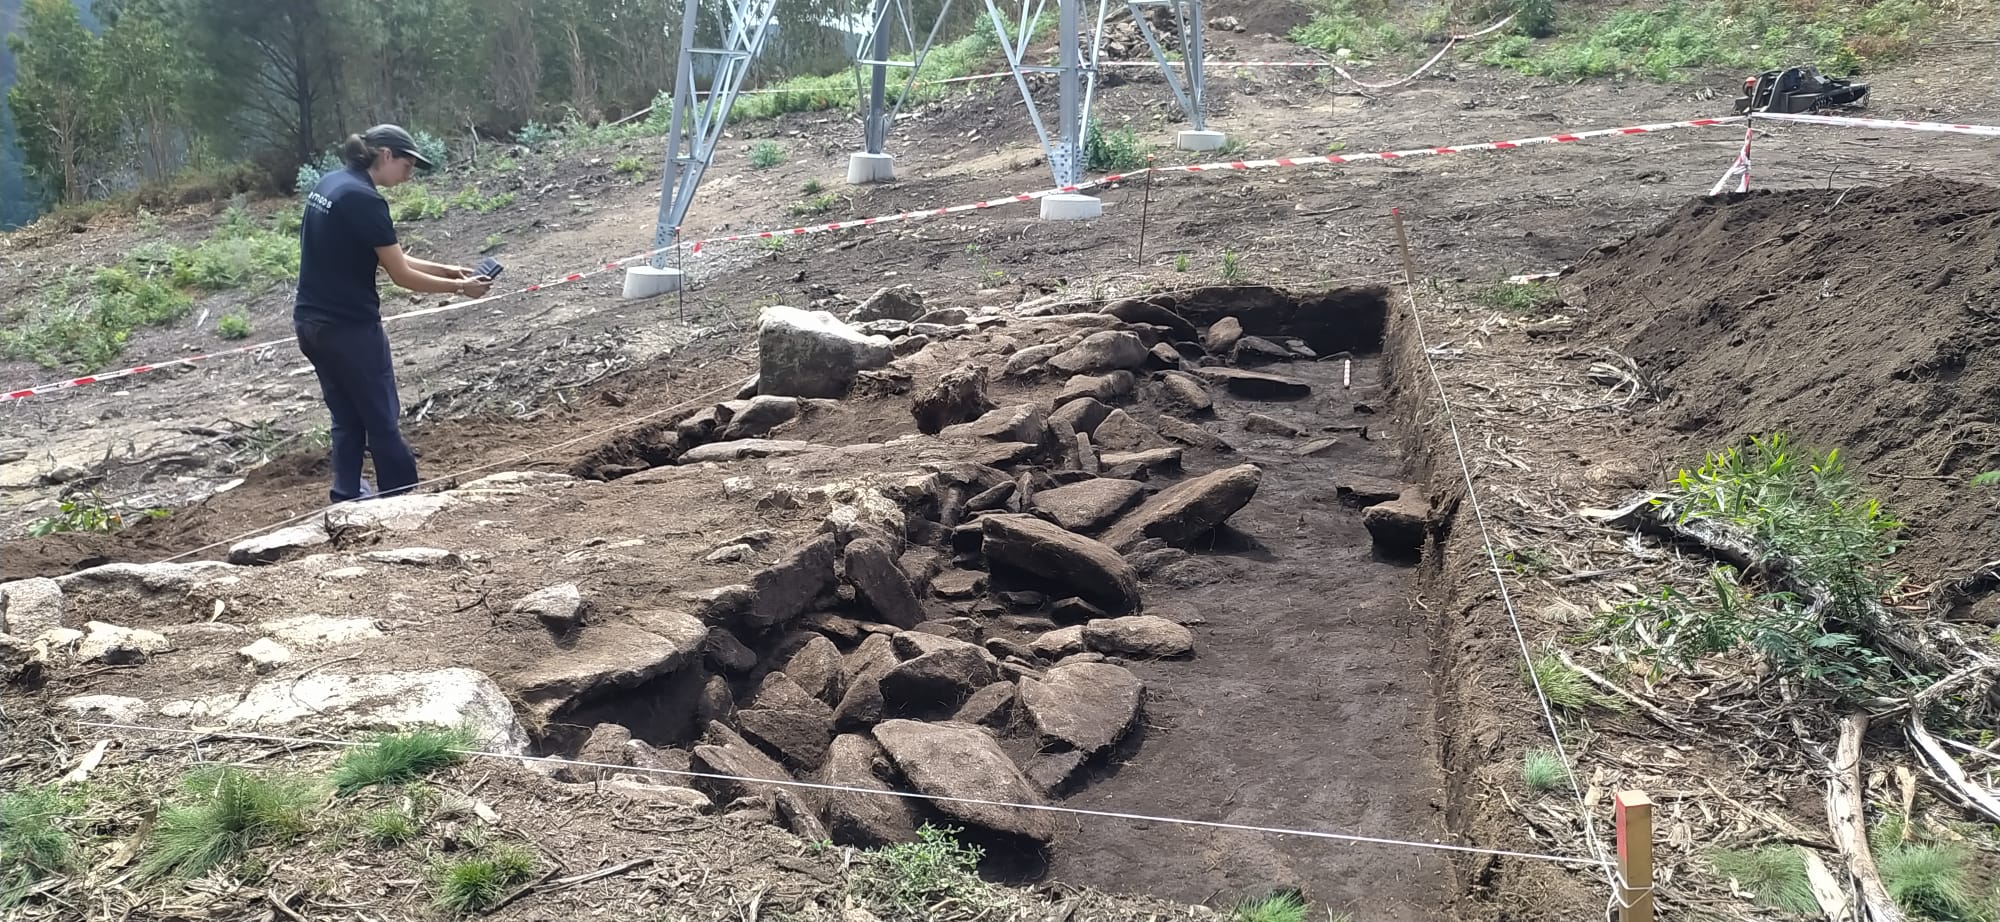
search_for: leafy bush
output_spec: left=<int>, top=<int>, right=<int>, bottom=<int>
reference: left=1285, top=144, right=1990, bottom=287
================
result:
left=412, top=130, right=448, bottom=172
left=217, top=313, right=252, bottom=340
left=1084, top=122, right=1148, bottom=173
left=294, top=150, right=343, bottom=197
left=2, top=268, right=194, bottom=369
left=515, top=121, right=560, bottom=149
left=1600, top=435, right=1907, bottom=701
left=386, top=183, right=449, bottom=222
left=851, top=825, right=989, bottom=916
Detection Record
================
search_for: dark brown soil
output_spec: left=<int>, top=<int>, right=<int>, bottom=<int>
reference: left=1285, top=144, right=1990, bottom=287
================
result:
left=1568, top=177, right=2000, bottom=578
left=1044, top=351, right=1453, bottom=919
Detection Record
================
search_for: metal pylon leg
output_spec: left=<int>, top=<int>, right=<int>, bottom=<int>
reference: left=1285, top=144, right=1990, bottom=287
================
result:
left=988, top=0, right=1110, bottom=190
left=850, top=0, right=959, bottom=184
left=1126, top=0, right=1222, bottom=150
left=626, top=0, right=780, bottom=299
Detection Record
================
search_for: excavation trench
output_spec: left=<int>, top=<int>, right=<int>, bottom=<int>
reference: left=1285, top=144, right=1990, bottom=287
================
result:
left=532, top=286, right=1459, bottom=919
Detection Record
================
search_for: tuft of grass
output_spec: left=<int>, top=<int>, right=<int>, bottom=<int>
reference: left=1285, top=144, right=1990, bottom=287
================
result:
left=850, top=825, right=989, bottom=916
left=1, top=787, right=83, bottom=906
left=330, top=728, right=473, bottom=795
left=360, top=809, right=420, bottom=848
left=217, top=313, right=252, bottom=340
left=1711, top=846, right=1818, bottom=915
left=1972, top=471, right=2000, bottom=487
left=1174, top=253, right=1189, bottom=273
left=748, top=141, right=787, bottom=170
left=435, top=845, right=537, bottom=913
left=787, top=193, right=840, bottom=218
left=801, top=178, right=826, bottom=195
left=1233, top=892, right=1308, bottom=922
left=1526, top=653, right=1624, bottom=713
left=613, top=155, right=647, bottom=177
left=140, top=767, right=319, bottom=880
left=1219, top=250, right=1246, bottom=283
left=1474, top=281, right=1563, bottom=314
left=1521, top=749, right=1569, bottom=794
left=1873, top=830, right=1980, bottom=920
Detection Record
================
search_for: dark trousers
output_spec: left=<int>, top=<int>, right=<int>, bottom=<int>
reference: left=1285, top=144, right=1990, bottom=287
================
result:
left=295, top=319, right=418, bottom=503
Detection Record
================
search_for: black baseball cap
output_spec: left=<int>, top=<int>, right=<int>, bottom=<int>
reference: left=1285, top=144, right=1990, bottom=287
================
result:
left=364, top=124, right=436, bottom=170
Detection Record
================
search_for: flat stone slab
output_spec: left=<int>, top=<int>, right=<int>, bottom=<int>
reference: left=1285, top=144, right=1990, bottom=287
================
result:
left=679, top=440, right=816, bottom=464
left=1031, top=478, right=1147, bottom=533
left=1193, top=367, right=1312, bottom=400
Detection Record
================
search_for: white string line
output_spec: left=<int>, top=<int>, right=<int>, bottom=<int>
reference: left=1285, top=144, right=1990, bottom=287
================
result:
left=1393, top=249, right=1619, bottom=888
left=76, top=721, right=1610, bottom=869
left=155, top=373, right=749, bottom=565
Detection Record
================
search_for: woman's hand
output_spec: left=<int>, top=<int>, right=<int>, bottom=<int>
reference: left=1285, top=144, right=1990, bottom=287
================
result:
left=456, top=277, right=494, bottom=298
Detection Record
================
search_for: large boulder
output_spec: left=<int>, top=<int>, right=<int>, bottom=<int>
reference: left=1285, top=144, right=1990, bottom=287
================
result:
left=759, top=306, right=894, bottom=398
left=872, top=720, right=1054, bottom=842
left=817, top=734, right=925, bottom=846
left=879, top=634, right=998, bottom=715
left=1047, top=397, right=1113, bottom=438
left=1364, top=494, right=1432, bottom=557
left=1091, top=410, right=1171, bottom=453
left=74, top=622, right=172, bottom=665
left=780, top=634, right=848, bottom=705
left=912, top=366, right=997, bottom=435
left=1104, top=299, right=1199, bottom=341
left=1048, top=331, right=1150, bottom=375
left=1054, top=372, right=1136, bottom=407
left=845, top=537, right=925, bottom=629
left=941, top=404, right=1048, bottom=445
left=717, top=396, right=804, bottom=441
left=0, top=578, right=64, bottom=639
left=1203, top=316, right=1244, bottom=355
left=679, top=440, right=815, bottom=465
left=980, top=515, right=1140, bottom=615
left=1083, top=616, right=1195, bottom=658
left=227, top=523, right=330, bottom=565
left=226, top=667, right=529, bottom=753
left=1101, top=463, right=1263, bottom=551
left=691, top=723, right=796, bottom=804
left=512, top=615, right=707, bottom=720
left=746, top=536, right=839, bottom=630
left=1018, top=662, right=1144, bottom=753
left=1155, top=372, right=1213, bottom=414
left=735, top=672, right=836, bottom=771
left=1031, top=478, right=1147, bottom=533
left=847, top=285, right=926, bottom=323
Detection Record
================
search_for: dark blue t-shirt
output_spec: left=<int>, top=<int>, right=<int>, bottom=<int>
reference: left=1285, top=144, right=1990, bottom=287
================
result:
left=295, top=167, right=397, bottom=326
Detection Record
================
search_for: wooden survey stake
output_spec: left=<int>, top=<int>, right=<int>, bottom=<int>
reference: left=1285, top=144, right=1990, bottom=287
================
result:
left=1615, top=790, right=1655, bottom=922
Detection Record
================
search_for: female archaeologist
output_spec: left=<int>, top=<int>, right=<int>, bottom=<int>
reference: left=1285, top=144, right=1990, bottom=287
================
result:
left=294, top=124, right=491, bottom=503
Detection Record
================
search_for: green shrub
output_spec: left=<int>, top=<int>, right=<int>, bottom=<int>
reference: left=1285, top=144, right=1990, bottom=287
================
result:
left=1084, top=122, right=1148, bottom=173
left=851, top=825, right=989, bottom=916
left=748, top=140, right=787, bottom=169
left=217, top=313, right=252, bottom=340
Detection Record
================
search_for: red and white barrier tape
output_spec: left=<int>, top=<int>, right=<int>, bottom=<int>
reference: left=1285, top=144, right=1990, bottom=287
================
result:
left=1750, top=111, right=2000, bottom=137
left=1709, top=121, right=1756, bottom=196
left=3, top=113, right=1752, bottom=404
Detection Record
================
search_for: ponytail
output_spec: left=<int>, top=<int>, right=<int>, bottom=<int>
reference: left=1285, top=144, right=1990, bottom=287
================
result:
left=339, top=134, right=373, bottom=171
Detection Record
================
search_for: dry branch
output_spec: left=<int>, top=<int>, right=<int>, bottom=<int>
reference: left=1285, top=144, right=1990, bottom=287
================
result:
left=1828, top=714, right=1901, bottom=922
